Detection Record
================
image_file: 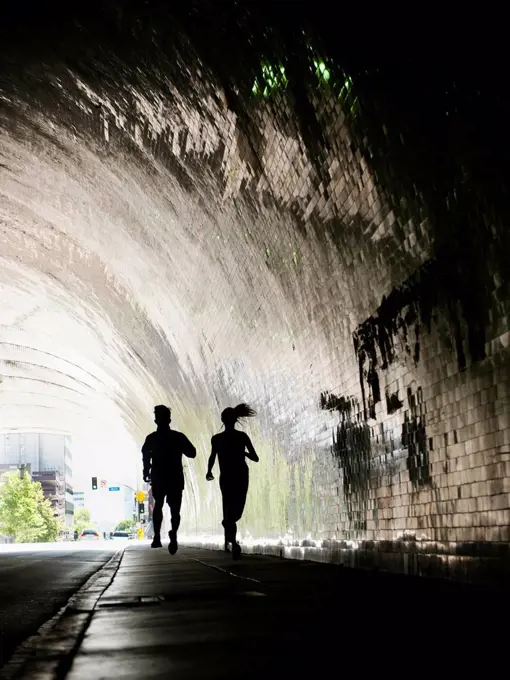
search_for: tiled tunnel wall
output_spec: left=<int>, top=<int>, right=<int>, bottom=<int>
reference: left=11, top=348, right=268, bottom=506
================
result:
left=1, top=3, right=509, bottom=581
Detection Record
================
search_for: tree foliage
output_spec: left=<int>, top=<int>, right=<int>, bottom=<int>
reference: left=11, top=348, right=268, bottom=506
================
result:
left=0, top=471, right=62, bottom=543
left=115, top=518, right=136, bottom=532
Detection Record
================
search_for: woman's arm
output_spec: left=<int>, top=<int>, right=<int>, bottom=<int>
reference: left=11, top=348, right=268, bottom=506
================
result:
left=244, top=434, right=259, bottom=462
left=206, top=438, right=217, bottom=480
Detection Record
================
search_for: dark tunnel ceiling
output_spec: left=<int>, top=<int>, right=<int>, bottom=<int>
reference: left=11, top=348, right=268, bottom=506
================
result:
left=0, top=1, right=509, bottom=456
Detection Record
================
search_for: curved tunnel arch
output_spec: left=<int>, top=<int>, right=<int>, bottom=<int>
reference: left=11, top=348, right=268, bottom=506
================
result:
left=1, top=3, right=510, bottom=570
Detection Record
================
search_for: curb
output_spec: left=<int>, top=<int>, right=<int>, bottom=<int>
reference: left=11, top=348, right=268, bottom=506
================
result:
left=2, top=548, right=124, bottom=680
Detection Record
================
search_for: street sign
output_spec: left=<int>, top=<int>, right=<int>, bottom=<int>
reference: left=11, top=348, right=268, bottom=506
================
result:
left=100, top=479, right=107, bottom=489
left=108, top=486, right=120, bottom=492
left=135, top=490, right=146, bottom=502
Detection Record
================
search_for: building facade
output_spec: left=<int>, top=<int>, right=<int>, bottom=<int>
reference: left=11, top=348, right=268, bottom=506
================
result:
left=73, top=491, right=85, bottom=509
left=0, top=433, right=73, bottom=528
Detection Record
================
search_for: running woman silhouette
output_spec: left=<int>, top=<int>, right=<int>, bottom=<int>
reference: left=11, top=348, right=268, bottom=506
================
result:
left=206, top=404, right=259, bottom=559
left=142, top=405, right=196, bottom=553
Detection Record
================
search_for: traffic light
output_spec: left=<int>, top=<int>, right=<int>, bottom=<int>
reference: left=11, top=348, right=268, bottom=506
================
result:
left=92, top=476, right=98, bottom=490
left=139, top=502, right=145, bottom=514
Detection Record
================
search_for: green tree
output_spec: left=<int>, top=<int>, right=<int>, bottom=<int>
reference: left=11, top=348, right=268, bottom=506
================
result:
left=115, top=518, right=136, bottom=532
left=0, top=471, right=62, bottom=543
left=35, top=494, right=62, bottom=542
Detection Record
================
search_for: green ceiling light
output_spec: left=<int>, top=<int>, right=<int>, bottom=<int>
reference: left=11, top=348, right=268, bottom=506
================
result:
left=339, top=76, right=353, bottom=100
left=338, top=76, right=359, bottom=118
left=251, top=56, right=356, bottom=117
left=350, top=96, right=360, bottom=118
left=313, top=59, right=331, bottom=84
left=251, top=61, right=288, bottom=98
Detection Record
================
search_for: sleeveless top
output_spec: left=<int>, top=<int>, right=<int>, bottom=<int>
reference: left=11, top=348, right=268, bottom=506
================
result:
left=212, top=430, right=250, bottom=479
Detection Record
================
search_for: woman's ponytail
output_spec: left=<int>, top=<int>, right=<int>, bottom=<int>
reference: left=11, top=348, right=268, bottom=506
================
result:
left=233, top=403, right=256, bottom=422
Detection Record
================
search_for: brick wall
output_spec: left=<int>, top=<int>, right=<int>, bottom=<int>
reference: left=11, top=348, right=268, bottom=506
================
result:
left=0, top=4, right=509, bottom=581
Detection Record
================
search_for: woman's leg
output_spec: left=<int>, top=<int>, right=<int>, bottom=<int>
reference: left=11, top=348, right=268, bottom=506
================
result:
left=231, top=471, right=249, bottom=524
left=230, top=472, right=249, bottom=558
left=220, top=479, right=236, bottom=546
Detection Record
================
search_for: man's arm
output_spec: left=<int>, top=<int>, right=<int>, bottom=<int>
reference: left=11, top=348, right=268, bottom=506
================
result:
left=244, top=434, right=259, bottom=462
left=181, top=433, right=197, bottom=459
left=141, top=436, right=152, bottom=481
left=206, top=437, right=217, bottom=480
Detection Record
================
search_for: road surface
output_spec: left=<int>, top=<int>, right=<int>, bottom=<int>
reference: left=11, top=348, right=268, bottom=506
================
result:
left=0, top=543, right=117, bottom=667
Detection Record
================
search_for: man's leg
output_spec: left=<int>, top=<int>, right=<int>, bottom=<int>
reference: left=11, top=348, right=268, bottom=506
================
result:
left=151, top=492, right=164, bottom=548
left=167, top=488, right=182, bottom=555
left=151, top=484, right=165, bottom=548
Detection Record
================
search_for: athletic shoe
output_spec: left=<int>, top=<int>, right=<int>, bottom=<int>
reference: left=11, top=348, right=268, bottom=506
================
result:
left=168, top=530, right=178, bottom=555
left=151, top=537, right=162, bottom=549
left=232, top=542, right=241, bottom=560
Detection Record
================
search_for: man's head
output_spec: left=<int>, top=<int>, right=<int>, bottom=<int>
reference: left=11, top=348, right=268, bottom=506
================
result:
left=154, top=404, right=171, bottom=427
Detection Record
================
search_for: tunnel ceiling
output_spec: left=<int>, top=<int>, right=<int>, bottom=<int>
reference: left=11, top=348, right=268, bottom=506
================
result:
left=0, top=1, right=383, bottom=440
left=1, top=3, right=510, bottom=500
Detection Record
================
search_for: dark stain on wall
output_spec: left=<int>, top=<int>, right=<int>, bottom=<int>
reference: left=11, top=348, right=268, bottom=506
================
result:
left=401, top=386, right=431, bottom=487
left=321, top=391, right=372, bottom=534
left=353, top=254, right=487, bottom=421
left=386, top=390, right=403, bottom=414
left=320, top=391, right=355, bottom=415
left=352, top=328, right=380, bottom=421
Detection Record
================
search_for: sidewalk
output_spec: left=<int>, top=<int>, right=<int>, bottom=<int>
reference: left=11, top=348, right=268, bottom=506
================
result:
left=43, top=544, right=510, bottom=677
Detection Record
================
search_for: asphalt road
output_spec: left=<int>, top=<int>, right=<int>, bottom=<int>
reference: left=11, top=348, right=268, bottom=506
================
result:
left=0, top=543, right=117, bottom=668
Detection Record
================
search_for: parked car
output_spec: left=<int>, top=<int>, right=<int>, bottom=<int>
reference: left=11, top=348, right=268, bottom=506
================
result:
left=78, top=529, right=101, bottom=541
left=110, top=531, right=130, bottom=541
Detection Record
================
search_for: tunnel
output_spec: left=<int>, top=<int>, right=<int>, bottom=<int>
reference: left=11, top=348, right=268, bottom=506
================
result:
left=1, top=1, right=510, bottom=583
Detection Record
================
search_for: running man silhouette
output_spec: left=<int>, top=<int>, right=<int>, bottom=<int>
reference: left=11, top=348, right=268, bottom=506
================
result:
left=206, top=403, right=259, bottom=559
left=142, top=405, right=196, bottom=553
